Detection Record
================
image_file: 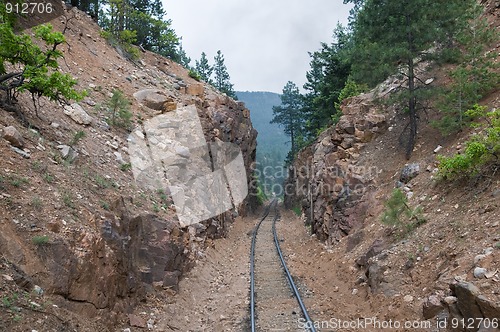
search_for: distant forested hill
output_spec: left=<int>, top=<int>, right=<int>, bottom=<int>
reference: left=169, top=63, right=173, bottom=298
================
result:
left=236, top=91, right=290, bottom=196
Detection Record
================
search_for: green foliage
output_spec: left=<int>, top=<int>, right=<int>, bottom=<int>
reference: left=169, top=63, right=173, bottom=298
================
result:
left=0, top=10, right=85, bottom=112
left=31, top=196, right=42, bottom=210
left=303, top=24, right=352, bottom=138
left=292, top=206, right=302, bottom=216
left=100, top=29, right=139, bottom=60
left=100, top=200, right=110, bottom=210
left=381, top=189, right=425, bottom=238
left=70, top=130, right=86, bottom=146
left=107, top=89, right=132, bottom=128
left=433, top=11, right=499, bottom=135
left=120, top=162, right=132, bottom=171
left=94, top=174, right=113, bottom=189
left=188, top=69, right=201, bottom=81
left=350, top=0, right=476, bottom=159
left=438, top=105, right=500, bottom=179
left=195, top=52, right=213, bottom=83
left=98, top=0, right=181, bottom=62
left=212, top=50, right=236, bottom=99
left=62, top=191, right=75, bottom=209
left=42, top=172, right=54, bottom=183
left=271, top=81, right=304, bottom=162
left=32, top=235, right=49, bottom=246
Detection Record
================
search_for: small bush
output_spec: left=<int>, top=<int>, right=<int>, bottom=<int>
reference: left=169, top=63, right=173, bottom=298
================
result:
left=438, top=105, right=500, bottom=179
left=31, top=197, right=42, bottom=210
left=292, top=206, right=302, bottom=216
left=32, top=235, right=49, bottom=246
left=188, top=69, right=201, bottom=81
left=70, top=130, right=86, bottom=146
left=107, top=89, right=132, bottom=128
left=94, top=174, right=112, bottom=189
left=100, top=200, right=110, bottom=210
left=43, top=173, right=54, bottom=183
left=62, top=191, right=75, bottom=209
left=381, top=189, right=425, bottom=238
left=120, top=163, right=132, bottom=171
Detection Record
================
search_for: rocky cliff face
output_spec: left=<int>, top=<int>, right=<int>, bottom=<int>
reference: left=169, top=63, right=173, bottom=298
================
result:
left=0, top=6, right=256, bottom=329
left=285, top=90, right=388, bottom=243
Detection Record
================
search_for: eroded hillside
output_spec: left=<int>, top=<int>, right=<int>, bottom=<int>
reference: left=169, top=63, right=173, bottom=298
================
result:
left=0, top=6, right=257, bottom=331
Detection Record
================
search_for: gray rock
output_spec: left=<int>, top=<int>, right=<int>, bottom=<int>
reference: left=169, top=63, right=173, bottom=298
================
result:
left=476, top=295, right=500, bottom=320
left=454, top=282, right=484, bottom=322
left=57, top=145, right=78, bottom=163
left=133, top=89, right=171, bottom=111
left=474, top=254, right=487, bottom=265
left=63, top=103, right=93, bottom=125
left=33, top=285, right=44, bottom=296
left=162, top=270, right=181, bottom=292
left=114, top=152, right=125, bottom=164
left=356, top=239, right=386, bottom=267
left=10, top=146, right=30, bottom=158
left=423, top=295, right=444, bottom=319
left=400, top=163, right=420, bottom=183
left=2, top=126, right=24, bottom=148
left=474, top=267, right=487, bottom=278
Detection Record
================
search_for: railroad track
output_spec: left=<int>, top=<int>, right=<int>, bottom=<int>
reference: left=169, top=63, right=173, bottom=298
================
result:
left=249, top=200, right=316, bottom=332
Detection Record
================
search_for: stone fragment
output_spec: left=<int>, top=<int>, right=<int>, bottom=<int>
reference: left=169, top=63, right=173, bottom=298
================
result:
left=2, top=126, right=24, bottom=148
left=400, top=163, right=420, bottom=183
left=64, top=103, right=93, bottom=125
left=423, top=295, right=444, bottom=319
left=454, top=282, right=484, bottom=321
left=474, top=267, right=487, bottom=278
left=10, top=146, right=30, bottom=158
left=162, top=270, right=181, bottom=292
left=128, top=314, right=146, bottom=328
left=476, top=295, right=500, bottom=320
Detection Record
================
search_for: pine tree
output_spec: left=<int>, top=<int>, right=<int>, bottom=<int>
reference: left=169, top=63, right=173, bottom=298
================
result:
left=213, top=50, right=236, bottom=99
left=271, top=81, right=304, bottom=162
left=303, top=24, right=352, bottom=138
left=350, top=0, right=476, bottom=159
left=195, top=52, right=213, bottom=83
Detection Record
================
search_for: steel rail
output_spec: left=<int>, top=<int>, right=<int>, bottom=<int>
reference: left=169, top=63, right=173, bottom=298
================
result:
left=249, top=200, right=316, bottom=332
left=272, top=210, right=316, bottom=332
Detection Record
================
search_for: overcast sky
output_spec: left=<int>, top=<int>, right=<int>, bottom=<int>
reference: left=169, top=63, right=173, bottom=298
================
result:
left=163, top=0, right=352, bottom=93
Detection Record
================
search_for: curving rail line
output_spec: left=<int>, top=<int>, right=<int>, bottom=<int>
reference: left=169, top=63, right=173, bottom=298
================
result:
left=250, top=200, right=316, bottom=332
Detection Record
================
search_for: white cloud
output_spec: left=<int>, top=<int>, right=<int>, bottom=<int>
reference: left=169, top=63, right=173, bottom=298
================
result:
left=163, top=0, right=351, bottom=93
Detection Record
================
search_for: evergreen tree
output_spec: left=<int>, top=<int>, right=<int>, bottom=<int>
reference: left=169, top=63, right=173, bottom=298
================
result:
left=213, top=50, right=236, bottom=99
left=351, top=0, right=476, bottom=159
left=195, top=52, right=213, bottom=83
left=433, top=8, right=499, bottom=134
left=271, top=81, right=304, bottom=162
left=175, top=43, right=191, bottom=68
left=303, top=24, right=352, bottom=138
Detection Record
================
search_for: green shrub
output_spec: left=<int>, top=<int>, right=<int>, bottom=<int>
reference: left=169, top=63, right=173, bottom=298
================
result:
left=100, top=30, right=139, bottom=60
left=381, top=189, right=425, bottom=238
left=438, top=105, right=500, bottom=179
left=94, top=174, right=112, bottom=189
left=120, top=163, right=132, bottom=171
left=70, top=130, right=86, bottom=146
left=31, top=197, right=42, bottom=210
left=62, top=191, right=75, bottom=209
left=0, top=15, right=85, bottom=115
left=188, top=69, right=201, bottom=81
left=107, top=89, right=132, bottom=128
left=32, top=235, right=49, bottom=246
left=292, top=206, right=302, bottom=216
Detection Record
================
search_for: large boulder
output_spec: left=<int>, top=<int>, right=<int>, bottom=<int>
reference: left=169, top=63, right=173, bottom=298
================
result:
left=2, top=126, right=24, bottom=148
left=64, top=103, right=93, bottom=125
